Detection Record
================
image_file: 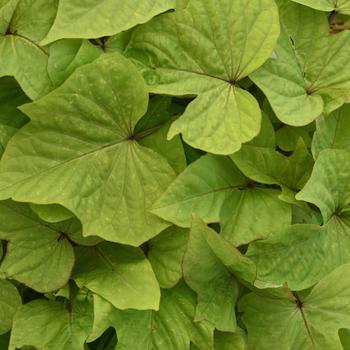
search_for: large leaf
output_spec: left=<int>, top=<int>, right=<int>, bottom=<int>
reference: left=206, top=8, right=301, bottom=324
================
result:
left=0, top=53, right=176, bottom=246
left=246, top=217, right=350, bottom=290
left=290, top=0, right=350, bottom=14
left=151, top=154, right=247, bottom=227
left=128, top=0, right=280, bottom=154
left=240, top=263, right=350, bottom=349
left=89, top=282, right=214, bottom=350
left=148, top=226, right=189, bottom=288
left=73, top=242, right=160, bottom=310
left=9, top=291, right=93, bottom=350
left=250, top=1, right=350, bottom=125
left=0, top=279, right=21, bottom=335
left=312, top=104, right=350, bottom=159
left=296, top=149, right=350, bottom=222
left=183, top=218, right=255, bottom=332
left=0, top=200, right=74, bottom=292
left=42, top=0, right=176, bottom=44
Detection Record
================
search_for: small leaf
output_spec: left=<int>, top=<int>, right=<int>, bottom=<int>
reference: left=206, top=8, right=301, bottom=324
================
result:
left=0, top=279, right=21, bottom=335
left=73, top=242, right=160, bottom=310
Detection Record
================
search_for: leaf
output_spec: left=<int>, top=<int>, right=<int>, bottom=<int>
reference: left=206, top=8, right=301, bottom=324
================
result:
left=312, top=104, right=350, bottom=159
left=183, top=218, right=255, bottom=332
left=0, top=0, right=57, bottom=98
left=250, top=1, right=350, bottom=125
left=89, top=282, right=214, bottom=350
left=296, top=149, right=350, bottom=222
left=220, top=188, right=291, bottom=246
left=290, top=0, right=350, bottom=14
left=47, top=39, right=101, bottom=87
left=0, top=53, right=176, bottom=246
left=0, top=279, right=21, bottom=335
left=42, top=0, right=176, bottom=45
left=232, top=140, right=314, bottom=204
left=30, top=203, right=73, bottom=223
left=151, top=154, right=247, bottom=227
left=0, top=77, right=29, bottom=158
left=9, top=291, right=93, bottom=350
left=148, top=226, right=189, bottom=288
left=128, top=0, right=280, bottom=154
left=276, top=125, right=313, bottom=152
left=0, top=0, right=19, bottom=33
left=0, top=200, right=74, bottom=292
left=239, top=263, right=350, bottom=349
left=214, top=329, right=247, bottom=350
left=73, top=242, right=160, bottom=310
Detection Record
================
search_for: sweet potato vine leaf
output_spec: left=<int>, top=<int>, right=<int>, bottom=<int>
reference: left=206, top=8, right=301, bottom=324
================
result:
left=9, top=290, right=93, bottom=350
left=0, top=279, right=21, bottom=335
left=183, top=217, right=256, bottom=332
left=42, top=0, right=176, bottom=45
left=0, top=53, right=176, bottom=246
left=0, top=0, right=57, bottom=98
left=290, top=0, right=350, bottom=14
left=0, top=200, right=74, bottom=293
left=127, top=0, right=280, bottom=154
left=88, top=282, right=214, bottom=350
left=240, top=263, right=350, bottom=349
left=250, top=1, right=350, bottom=126
left=72, top=242, right=160, bottom=310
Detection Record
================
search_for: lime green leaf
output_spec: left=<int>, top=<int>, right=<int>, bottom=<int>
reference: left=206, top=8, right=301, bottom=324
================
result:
left=128, top=0, right=280, bottom=154
left=0, top=53, right=176, bottom=246
left=232, top=140, right=313, bottom=200
left=90, top=282, right=214, bottom=350
left=296, top=149, right=350, bottom=222
left=0, top=0, right=57, bottom=98
left=183, top=218, right=255, bottom=331
left=220, top=188, right=291, bottom=246
left=0, top=279, right=21, bottom=335
left=148, top=226, right=189, bottom=288
left=151, top=154, right=247, bottom=227
left=140, top=121, right=186, bottom=174
left=240, top=263, right=350, bottom=349
left=0, top=0, right=19, bottom=33
left=0, top=201, right=74, bottom=292
left=9, top=291, right=93, bottom=350
left=250, top=1, right=350, bottom=125
left=42, top=0, right=176, bottom=45
left=290, top=0, right=350, bottom=14
left=214, top=329, right=247, bottom=350
left=276, top=125, right=313, bottom=152
left=312, top=104, right=350, bottom=158
left=73, top=242, right=160, bottom=310
left=47, top=39, right=101, bottom=87
left=30, top=203, right=73, bottom=223
left=0, top=77, right=29, bottom=158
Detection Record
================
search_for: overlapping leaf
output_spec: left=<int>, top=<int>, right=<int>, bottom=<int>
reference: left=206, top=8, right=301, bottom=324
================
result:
left=240, top=263, right=350, bottom=349
left=183, top=218, right=255, bottom=331
left=0, top=279, right=21, bottom=335
left=73, top=242, right=160, bottom=310
left=9, top=290, right=93, bottom=350
left=251, top=1, right=350, bottom=125
left=290, top=0, right=350, bottom=14
left=0, top=53, right=176, bottom=246
left=0, top=200, right=74, bottom=292
left=42, top=0, right=175, bottom=45
left=89, top=282, right=214, bottom=350
left=128, top=0, right=280, bottom=154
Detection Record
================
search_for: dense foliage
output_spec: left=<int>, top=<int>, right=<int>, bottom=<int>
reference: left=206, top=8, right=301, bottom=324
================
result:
left=1, top=0, right=350, bottom=349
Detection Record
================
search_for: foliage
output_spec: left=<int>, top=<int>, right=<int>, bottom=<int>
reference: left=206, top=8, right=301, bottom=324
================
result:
left=0, top=0, right=350, bottom=349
